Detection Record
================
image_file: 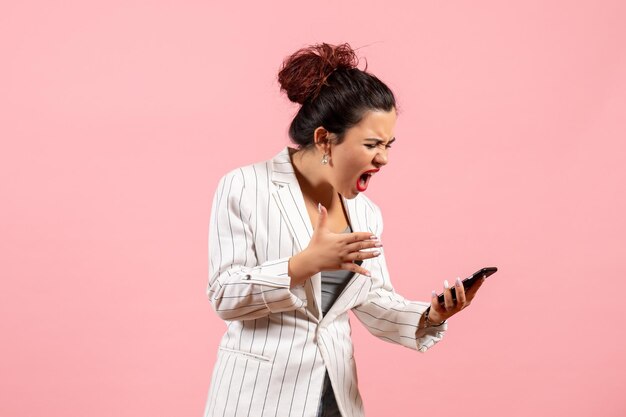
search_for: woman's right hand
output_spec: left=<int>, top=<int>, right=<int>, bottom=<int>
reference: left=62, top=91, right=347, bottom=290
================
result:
left=288, top=204, right=382, bottom=287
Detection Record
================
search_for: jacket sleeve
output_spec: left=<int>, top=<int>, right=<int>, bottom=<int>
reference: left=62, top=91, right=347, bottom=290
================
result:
left=207, top=170, right=306, bottom=321
left=352, top=203, right=447, bottom=353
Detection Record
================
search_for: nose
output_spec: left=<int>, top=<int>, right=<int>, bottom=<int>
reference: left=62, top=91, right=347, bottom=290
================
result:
left=374, top=149, right=389, bottom=167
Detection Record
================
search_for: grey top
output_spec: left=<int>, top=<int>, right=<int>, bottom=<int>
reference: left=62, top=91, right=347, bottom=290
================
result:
left=320, top=224, right=363, bottom=316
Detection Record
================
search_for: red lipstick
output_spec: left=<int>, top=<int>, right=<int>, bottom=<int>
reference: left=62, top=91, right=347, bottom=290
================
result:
left=356, top=169, right=380, bottom=192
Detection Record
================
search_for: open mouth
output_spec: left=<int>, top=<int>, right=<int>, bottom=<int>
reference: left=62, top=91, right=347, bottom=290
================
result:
left=357, top=173, right=370, bottom=191
left=356, top=169, right=379, bottom=192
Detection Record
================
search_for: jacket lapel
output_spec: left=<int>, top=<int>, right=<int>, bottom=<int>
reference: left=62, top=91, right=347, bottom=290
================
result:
left=269, top=147, right=314, bottom=251
left=269, top=147, right=321, bottom=320
left=268, top=147, right=373, bottom=323
left=321, top=195, right=371, bottom=323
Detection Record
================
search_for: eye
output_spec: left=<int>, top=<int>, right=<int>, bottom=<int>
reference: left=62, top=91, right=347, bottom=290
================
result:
left=365, top=143, right=393, bottom=149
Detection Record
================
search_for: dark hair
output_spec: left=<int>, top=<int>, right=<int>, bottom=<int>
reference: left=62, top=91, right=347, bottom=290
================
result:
left=278, top=43, right=396, bottom=149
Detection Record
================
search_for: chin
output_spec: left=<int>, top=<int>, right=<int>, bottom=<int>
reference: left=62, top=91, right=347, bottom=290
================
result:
left=342, top=189, right=359, bottom=199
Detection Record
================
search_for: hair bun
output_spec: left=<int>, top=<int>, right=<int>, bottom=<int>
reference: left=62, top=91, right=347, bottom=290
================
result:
left=278, top=43, right=360, bottom=104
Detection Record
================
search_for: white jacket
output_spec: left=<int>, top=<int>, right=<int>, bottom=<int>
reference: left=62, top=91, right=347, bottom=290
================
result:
left=204, top=146, right=447, bottom=417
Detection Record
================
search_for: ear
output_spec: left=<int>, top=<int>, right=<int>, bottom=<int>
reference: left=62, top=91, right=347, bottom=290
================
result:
left=313, top=126, right=332, bottom=155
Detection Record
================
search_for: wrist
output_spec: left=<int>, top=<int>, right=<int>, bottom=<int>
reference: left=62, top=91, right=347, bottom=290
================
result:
left=422, top=307, right=446, bottom=328
left=288, top=250, right=316, bottom=287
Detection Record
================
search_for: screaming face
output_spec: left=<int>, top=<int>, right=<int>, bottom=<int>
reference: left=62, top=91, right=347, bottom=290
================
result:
left=326, top=109, right=397, bottom=198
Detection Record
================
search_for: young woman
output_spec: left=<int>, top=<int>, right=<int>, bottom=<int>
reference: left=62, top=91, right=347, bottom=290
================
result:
left=204, top=43, right=485, bottom=417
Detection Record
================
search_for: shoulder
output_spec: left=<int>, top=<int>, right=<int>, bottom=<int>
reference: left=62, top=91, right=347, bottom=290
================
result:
left=212, top=155, right=277, bottom=205
left=218, top=163, right=264, bottom=188
left=215, top=156, right=274, bottom=189
left=216, top=147, right=291, bottom=191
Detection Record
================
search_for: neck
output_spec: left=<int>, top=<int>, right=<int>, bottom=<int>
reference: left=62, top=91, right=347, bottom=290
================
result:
left=289, top=147, right=337, bottom=207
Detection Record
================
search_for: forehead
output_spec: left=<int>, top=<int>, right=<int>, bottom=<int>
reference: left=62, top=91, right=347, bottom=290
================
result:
left=349, top=109, right=397, bottom=140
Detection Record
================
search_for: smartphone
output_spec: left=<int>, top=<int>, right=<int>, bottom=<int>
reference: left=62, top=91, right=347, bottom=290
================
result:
left=437, top=267, right=497, bottom=306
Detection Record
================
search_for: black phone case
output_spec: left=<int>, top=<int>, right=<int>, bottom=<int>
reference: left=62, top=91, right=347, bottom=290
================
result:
left=437, top=267, right=497, bottom=306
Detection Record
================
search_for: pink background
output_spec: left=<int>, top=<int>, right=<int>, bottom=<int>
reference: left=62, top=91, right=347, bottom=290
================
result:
left=1, top=1, right=625, bottom=416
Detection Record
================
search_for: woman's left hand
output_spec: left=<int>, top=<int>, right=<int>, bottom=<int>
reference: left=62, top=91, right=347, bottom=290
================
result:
left=427, top=276, right=486, bottom=324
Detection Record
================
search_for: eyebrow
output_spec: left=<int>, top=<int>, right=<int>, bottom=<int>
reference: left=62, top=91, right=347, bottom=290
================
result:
left=364, top=137, right=396, bottom=145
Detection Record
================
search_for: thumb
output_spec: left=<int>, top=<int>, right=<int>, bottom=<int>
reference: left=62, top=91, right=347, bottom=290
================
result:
left=316, top=203, right=328, bottom=231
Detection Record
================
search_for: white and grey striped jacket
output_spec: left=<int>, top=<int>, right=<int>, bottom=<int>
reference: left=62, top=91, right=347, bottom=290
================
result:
left=204, top=146, right=447, bottom=417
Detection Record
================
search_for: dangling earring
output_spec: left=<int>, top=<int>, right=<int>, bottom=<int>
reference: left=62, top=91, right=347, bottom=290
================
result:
left=321, top=154, right=329, bottom=165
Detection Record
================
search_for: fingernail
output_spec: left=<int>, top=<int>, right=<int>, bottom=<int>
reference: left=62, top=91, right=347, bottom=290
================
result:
left=365, top=271, right=371, bottom=277
left=369, top=235, right=378, bottom=240
left=444, top=280, right=449, bottom=289
left=374, top=242, right=383, bottom=247
left=431, top=290, right=437, bottom=298
left=456, top=277, right=462, bottom=286
left=373, top=250, right=380, bottom=256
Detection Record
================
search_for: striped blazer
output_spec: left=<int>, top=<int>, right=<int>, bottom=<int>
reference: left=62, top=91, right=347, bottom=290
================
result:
left=204, top=146, right=447, bottom=417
